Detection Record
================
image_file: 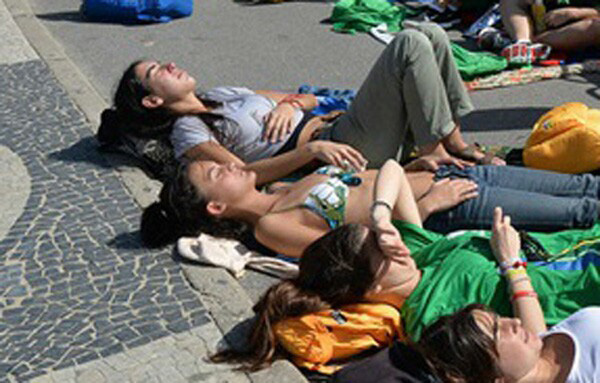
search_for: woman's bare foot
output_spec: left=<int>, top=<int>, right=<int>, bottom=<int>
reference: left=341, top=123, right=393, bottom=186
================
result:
left=447, top=144, right=507, bottom=166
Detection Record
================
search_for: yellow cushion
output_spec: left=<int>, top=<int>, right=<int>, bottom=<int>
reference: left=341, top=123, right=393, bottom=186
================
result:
left=524, top=102, right=600, bottom=173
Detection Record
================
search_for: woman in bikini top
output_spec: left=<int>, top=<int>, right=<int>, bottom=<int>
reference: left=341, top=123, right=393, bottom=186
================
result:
left=140, top=157, right=600, bottom=256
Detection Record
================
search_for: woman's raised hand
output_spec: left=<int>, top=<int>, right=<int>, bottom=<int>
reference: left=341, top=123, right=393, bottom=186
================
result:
left=490, top=207, right=521, bottom=263
left=263, top=103, right=297, bottom=143
left=372, top=220, right=411, bottom=258
left=307, top=141, right=367, bottom=171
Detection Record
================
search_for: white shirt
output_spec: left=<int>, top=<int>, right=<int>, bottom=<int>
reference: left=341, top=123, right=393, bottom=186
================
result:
left=542, top=307, right=600, bottom=383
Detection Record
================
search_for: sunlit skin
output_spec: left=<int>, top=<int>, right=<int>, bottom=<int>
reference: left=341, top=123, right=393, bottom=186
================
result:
left=473, top=309, right=546, bottom=382
left=133, top=61, right=207, bottom=114
left=184, top=158, right=482, bottom=258
left=186, top=160, right=260, bottom=219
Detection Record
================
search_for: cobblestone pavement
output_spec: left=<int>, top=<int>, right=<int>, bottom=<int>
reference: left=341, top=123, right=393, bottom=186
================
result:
left=0, top=58, right=216, bottom=382
left=29, top=323, right=249, bottom=383
left=0, top=1, right=307, bottom=381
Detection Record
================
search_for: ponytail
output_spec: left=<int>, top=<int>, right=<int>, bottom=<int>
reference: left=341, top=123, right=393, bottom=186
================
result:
left=97, top=108, right=122, bottom=146
left=140, top=201, right=182, bottom=248
left=212, top=280, right=329, bottom=371
left=212, top=224, right=379, bottom=371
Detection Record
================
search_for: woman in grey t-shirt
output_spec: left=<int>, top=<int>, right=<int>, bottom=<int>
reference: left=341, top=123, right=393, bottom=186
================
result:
left=104, top=23, right=502, bottom=185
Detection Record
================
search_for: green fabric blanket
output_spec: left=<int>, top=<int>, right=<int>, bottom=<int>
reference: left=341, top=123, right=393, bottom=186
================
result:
left=451, top=43, right=508, bottom=81
left=330, top=0, right=508, bottom=79
left=331, top=0, right=408, bottom=34
left=395, top=221, right=600, bottom=340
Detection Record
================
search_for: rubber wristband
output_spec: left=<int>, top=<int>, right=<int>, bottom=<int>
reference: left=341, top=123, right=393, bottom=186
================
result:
left=505, top=268, right=527, bottom=279
left=371, top=200, right=393, bottom=213
left=511, top=290, right=538, bottom=302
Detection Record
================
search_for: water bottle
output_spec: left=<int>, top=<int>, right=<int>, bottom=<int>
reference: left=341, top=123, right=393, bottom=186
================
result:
left=532, top=0, right=546, bottom=33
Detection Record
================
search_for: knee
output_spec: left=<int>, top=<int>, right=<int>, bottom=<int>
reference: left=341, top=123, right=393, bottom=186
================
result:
left=391, top=28, right=433, bottom=56
left=588, top=18, right=600, bottom=39
left=412, top=22, right=449, bottom=46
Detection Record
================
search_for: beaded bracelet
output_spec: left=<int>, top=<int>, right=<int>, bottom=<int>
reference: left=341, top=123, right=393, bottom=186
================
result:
left=499, top=259, right=528, bottom=271
left=511, top=290, right=538, bottom=302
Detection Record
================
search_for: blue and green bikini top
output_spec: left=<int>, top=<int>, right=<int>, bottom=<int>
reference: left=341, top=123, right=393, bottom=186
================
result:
left=301, top=165, right=362, bottom=229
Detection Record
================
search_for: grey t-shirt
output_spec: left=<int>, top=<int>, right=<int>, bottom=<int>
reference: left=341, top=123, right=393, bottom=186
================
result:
left=170, top=86, right=304, bottom=161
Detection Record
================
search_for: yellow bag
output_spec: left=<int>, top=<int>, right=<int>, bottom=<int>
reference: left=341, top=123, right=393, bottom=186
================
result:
left=523, top=102, right=600, bottom=173
left=274, top=303, right=403, bottom=374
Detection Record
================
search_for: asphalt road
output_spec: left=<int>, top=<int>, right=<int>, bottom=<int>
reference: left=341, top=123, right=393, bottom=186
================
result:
left=28, top=0, right=600, bottom=146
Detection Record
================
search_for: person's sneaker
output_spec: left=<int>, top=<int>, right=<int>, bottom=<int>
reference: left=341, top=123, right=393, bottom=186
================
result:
left=501, top=41, right=551, bottom=65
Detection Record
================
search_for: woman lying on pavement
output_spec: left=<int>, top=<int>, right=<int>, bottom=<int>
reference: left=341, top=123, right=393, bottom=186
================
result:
left=141, top=157, right=600, bottom=253
left=421, top=304, right=600, bottom=382
left=100, top=22, right=503, bottom=186
left=211, top=201, right=600, bottom=373
left=418, top=208, right=600, bottom=382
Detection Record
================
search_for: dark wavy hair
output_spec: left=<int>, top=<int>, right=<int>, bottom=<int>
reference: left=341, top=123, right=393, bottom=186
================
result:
left=212, top=223, right=378, bottom=371
left=417, top=303, right=502, bottom=383
left=140, top=164, right=248, bottom=247
left=98, top=60, right=224, bottom=145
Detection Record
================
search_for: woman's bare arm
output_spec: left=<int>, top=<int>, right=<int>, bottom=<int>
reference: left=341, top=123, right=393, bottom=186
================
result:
left=254, top=91, right=318, bottom=110
left=491, top=207, right=547, bottom=334
left=185, top=140, right=365, bottom=186
left=372, top=160, right=422, bottom=227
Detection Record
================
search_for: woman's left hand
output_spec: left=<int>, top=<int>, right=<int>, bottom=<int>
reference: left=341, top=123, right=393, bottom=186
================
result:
left=422, top=178, right=479, bottom=212
left=263, top=103, right=297, bottom=143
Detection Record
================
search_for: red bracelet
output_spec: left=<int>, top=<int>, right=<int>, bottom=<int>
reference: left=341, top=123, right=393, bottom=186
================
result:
left=279, top=95, right=303, bottom=109
left=511, top=290, right=538, bottom=302
left=282, top=99, right=303, bottom=109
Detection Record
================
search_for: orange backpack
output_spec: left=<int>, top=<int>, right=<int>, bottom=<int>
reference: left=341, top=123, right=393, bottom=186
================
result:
left=524, top=102, right=600, bottom=173
left=274, top=303, right=404, bottom=374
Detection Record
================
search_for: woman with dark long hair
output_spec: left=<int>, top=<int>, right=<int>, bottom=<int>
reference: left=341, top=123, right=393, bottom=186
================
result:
left=102, top=22, right=502, bottom=185
left=141, top=155, right=600, bottom=252
left=212, top=204, right=600, bottom=374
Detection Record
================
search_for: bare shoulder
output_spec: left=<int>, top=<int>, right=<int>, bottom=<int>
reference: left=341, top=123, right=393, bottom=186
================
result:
left=255, top=211, right=328, bottom=258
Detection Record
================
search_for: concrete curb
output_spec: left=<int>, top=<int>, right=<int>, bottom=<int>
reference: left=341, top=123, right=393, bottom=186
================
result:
left=4, top=1, right=306, bottom=381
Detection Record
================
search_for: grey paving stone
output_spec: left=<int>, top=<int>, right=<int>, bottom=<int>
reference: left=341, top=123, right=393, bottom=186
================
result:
left=0, top=59, right=208, bottom=381
left=98, top=343, right=124, bottom=358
